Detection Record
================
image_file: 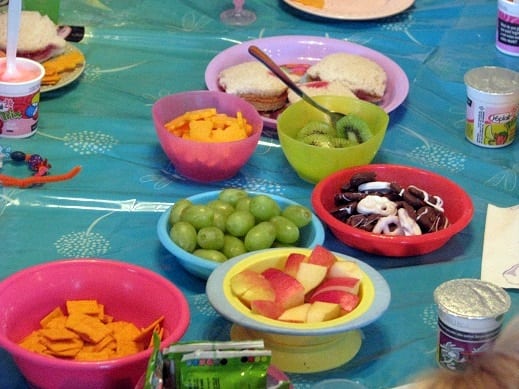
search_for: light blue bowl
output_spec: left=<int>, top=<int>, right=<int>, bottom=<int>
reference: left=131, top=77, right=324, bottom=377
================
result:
left=157, top=190, right=325, bottom=280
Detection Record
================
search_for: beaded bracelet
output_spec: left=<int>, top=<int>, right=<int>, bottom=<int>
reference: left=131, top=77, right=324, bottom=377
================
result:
left=0, top=146, right=81, bottom=188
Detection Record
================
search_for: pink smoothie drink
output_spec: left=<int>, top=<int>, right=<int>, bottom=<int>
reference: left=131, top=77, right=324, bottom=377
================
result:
left=0, top=57, right=44, bottom=138
left=0, top=61, right=41, bottom=82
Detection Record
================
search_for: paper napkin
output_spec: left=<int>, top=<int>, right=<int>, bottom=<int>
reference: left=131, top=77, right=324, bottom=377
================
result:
left=481, top=204, right=519, bottom=289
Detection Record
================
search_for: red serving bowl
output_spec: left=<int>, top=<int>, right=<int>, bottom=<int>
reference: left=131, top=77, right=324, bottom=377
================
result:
left=152, top=90, right=263, bottom=183
left=311, top=164, right=474, bottom=257
left=0, top=259, right=190, bottom=389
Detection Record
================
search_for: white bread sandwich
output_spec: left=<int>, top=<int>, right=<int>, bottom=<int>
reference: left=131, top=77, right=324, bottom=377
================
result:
left=0, top=11, right=66, bottom=63
left=287, top=80, right=358, bottom=104
left=306, top=53, right=387, bottom=103
left=218, top=61, right=288, bottom=112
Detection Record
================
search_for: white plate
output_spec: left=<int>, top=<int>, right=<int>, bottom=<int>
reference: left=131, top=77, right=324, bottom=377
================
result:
left=283, top=0, right=415, bottom=20
left=205, top=35, right=409, bottom=128
left=41, top=43, right=85, bottom=93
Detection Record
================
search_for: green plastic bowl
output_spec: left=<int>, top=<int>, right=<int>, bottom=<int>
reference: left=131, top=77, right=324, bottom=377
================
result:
left=277, top=96, right=389, bottom=183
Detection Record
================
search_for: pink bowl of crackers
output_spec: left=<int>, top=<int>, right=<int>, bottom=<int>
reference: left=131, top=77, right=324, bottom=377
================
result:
left=311, top=164, right=474, bottom=257
left=0, top=259, right=190, bottom=389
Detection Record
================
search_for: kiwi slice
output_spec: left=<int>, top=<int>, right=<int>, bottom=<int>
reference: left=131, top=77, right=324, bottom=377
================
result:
left=336, top=115, right=373, bottom=143
left=296, top=120, right=336, bottom=140
left=301, top=133, right=335, bottom=148
left=330, top=137, right=353, bottom=148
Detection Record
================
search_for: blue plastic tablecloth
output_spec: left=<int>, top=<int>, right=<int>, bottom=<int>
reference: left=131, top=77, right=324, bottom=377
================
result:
left=1, top=1, right=518, bottom=388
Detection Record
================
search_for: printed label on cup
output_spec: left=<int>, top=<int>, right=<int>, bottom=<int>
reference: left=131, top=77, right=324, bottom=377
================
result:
left=496, top=0, right=519, bottom=56
left=464, top=66, right=519, bottom=148
left=0, top=58, right=44, bottom=138
left=465, top=95, right=518, bottom=147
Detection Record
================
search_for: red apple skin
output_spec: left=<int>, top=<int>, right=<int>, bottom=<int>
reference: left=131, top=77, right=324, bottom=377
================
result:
left=307, top=245, right=337, bottom=268
left=250, top=300, right=285, bottom=319
left=284, top=253, right=307, bottom=277
left=310, top=277, right=361, bottom=296
left=261, top=267, right=305, bottom=309
left=308, top=290, right=360, bottom=313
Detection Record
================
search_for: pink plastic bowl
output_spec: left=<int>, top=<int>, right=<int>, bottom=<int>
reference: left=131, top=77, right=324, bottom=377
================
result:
left=311, top=164, right=474, bottom=257
left=0, top=259, right=190, bottom=389
left=152, top=90, right=263, bottom=182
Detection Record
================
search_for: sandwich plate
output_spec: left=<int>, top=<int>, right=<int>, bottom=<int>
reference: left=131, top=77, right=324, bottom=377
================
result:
left=205, top=35, right=409, bottom=129
left=283, top=0, right=415, bottom=21
left=41, top=43, right=86, bottom=93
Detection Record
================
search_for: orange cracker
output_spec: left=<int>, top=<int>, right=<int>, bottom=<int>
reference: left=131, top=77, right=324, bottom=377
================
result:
left=65, top=313, right=112, bottom=344
left=40, top=306, right=65, bottom=328
left=40, top=327, right=78, bottom=341
left=66, top=299, right=102, bottom=317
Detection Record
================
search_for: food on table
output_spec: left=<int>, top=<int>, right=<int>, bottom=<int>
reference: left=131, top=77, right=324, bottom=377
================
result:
left=42, top=49, right=85, bottom=86
left=306, top=53, right=387, bottom=102
left=292, top=0, right=325, bottom=8
left=0, top=11, right=66, bottom=63
left=217, top=52, right=387, bottom=117
left=164, top=108, right=253, bottom=142
left=18, top=299, right=164, bottom=361
left=230, top=245, right=362, bottom=323
left=218, top=61, right=288, bottom=112
left=330, top=172, right=450, bottom=235
left=295, top=114, right=373, bottom=148
left=287, top=80, right=358, bottom=104
left=167, top=189, right=313, bottom=263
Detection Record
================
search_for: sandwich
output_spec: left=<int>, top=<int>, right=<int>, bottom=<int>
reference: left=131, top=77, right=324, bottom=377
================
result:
left=306, top=53, right=387, bottom=103
left=0, top=11, right=66, bottom=62
left=218, top=61, right=288, bottom=112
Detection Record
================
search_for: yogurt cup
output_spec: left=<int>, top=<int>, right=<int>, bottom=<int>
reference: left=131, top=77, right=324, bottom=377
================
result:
left=496, top=0, right=519, bottom=56
left=0, top=57, right=45, bottom=138
left=464, top=66, right=519, bottom=148
left=434, top=279, right=511, bottom=371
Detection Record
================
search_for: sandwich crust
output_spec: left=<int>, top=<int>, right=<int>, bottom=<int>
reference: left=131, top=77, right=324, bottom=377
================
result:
left=307, top=53, right=387, bottom=102
left=0, top=11, right=66, bottom=62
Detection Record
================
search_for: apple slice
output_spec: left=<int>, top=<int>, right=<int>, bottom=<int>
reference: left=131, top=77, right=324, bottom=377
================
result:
left=284, top=253, right=307, bottom=277
left=308, top=290, right=360, bottom=313
left=327, top=260, right=364, bottom=280
left=250, top=300, right=284, bottom=320
left=262, top=268, right=305, bottom=310
left=306, top=301, right=341, bottom=323
left=278, top=303, right=311, bottom=323
left=230, top=269, right=276, bottom=307
left=307, top=245, right=337, bottom=268
left=311, top=277, right=361, bottom=296
left=295, top=262, right=327, bottom=294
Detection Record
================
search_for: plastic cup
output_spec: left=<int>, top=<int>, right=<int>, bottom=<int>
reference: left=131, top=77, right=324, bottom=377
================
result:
left=496, top=0, right=519, bottom=56
left=464, top=66, right=519, bottom=148
left=0, top=57, right=45, bottom=139
left=23, top=0, right=60, bottom=24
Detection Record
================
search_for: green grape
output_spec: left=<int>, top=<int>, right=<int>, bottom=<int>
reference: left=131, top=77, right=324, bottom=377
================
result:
left=180, top=204, right=214, bottom=230
left=270, top=215, right=300, bottom=244
left=169, top=221, right=197, bottom=253
left=218, top=188, right=249, bottom=206
left=193, top=249, right=228, bottom=263
left=168, top=198, right=192, bottom=225
left=222, top=235, right=247, bottom=259
left=244, top=221, right=276, bottom=251
left=197, top=226, right=225, bottom=250
left=234, top=196, right=251, bottom=212
left=249, top=194, right=281, bottom=221
left=281, top=204, right=313, bottom=228
left=212, top=210, right=227, bottom=232
left=207, top=199, right=235, bottom=217
left=225, top=210, right=256, bottom=237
